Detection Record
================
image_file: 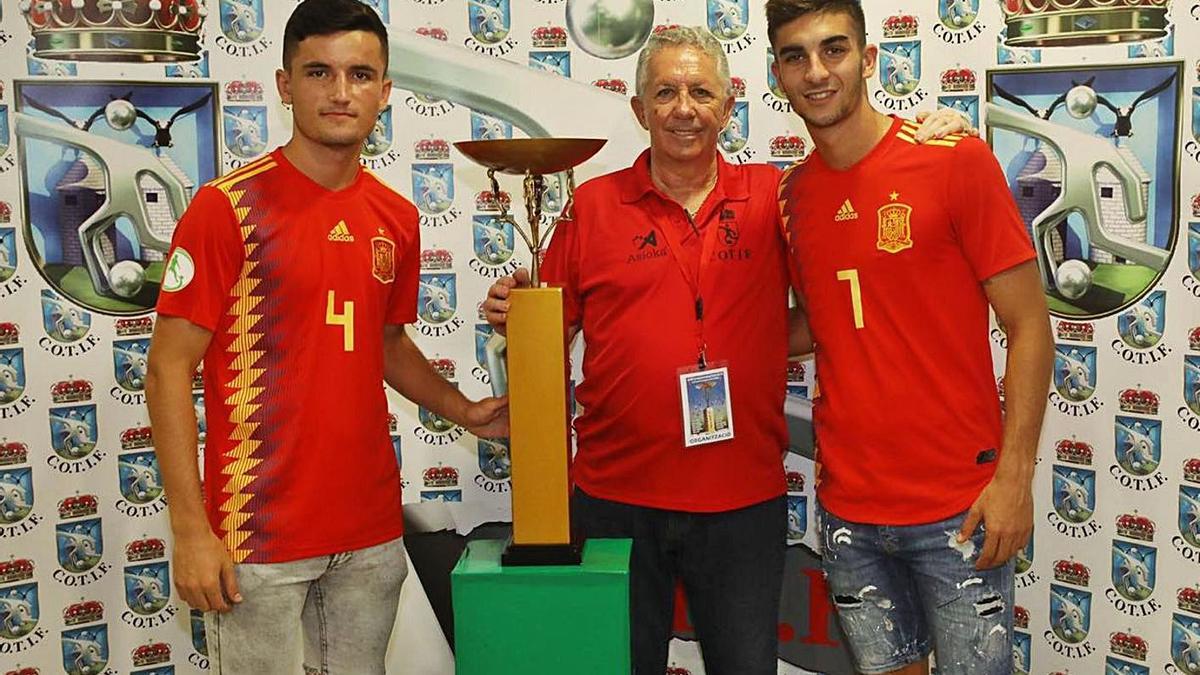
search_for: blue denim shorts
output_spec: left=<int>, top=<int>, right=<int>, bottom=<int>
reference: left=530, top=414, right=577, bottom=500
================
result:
left=818, top=504, right=1014, bottom=675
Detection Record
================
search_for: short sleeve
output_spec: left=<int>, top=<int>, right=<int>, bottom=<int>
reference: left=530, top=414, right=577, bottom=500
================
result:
left=947, top=138, right=1036, bottom=281
left=155, top=186, right=243, bottom=332
left=385, top=201, right=421, bottom=325
left=541, top=203, right=582, bottom=330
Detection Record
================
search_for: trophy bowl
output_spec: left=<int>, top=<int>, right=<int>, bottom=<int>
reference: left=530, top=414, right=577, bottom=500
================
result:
left=454, top=138, right=606, bottom=175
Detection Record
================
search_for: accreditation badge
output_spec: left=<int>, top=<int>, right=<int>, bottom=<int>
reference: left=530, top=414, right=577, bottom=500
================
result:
left=678, top=364, right=735, bottom=447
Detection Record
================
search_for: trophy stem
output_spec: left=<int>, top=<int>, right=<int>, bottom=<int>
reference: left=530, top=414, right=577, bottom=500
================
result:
left=525, top=172, right=545, bottom=286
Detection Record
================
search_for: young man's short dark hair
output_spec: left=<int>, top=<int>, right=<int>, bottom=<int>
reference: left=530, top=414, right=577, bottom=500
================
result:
left=282, top=0, right=389, bottom=69
left=764, top=0, right=867, bottom=48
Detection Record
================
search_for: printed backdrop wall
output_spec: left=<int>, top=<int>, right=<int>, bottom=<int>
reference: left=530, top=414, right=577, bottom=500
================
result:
left=0, top=1, right=1198, bottom=674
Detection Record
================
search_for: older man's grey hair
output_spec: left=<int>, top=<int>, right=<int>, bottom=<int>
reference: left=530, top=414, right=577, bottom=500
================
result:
left=634, top=26, right=732, bottom=99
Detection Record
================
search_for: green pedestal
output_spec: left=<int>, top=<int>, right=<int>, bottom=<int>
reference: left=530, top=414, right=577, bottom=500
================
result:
left=452, top=538, right=632, bottom=675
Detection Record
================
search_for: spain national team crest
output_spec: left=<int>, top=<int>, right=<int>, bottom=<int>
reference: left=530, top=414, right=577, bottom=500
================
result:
left=41, top=290, right=91, bottom=343
left=529, top=51, right=570, bottom=77
left=478, top=438, right=511, bottom=480
left=0, top=582, right=39, bottom=639
left=412, top=163, right=455, bottom=215
left=468, top=0, right=511, bottom=44
left=362, top=106, right=393, bottom=158
left=1115, top=416, right=1161, bottom=477
left=124, top=562, right=170, bottom=615
left=1053, top=465, right=1095, bottom=524
left=938, top=0, right=978, bottom=30
left=0, top=467, right=33, bottom=525
left=876, top=192, right=914, bottom=254
left=62, top=624, right=108, bottom=675
left=112, top=339, right=149, bottom=392
left=50, top=404, right=97, bottom=461
left=223, top=106, right=268, bottom=159
left=1050, top=584, right=1092, bottom=644
left=118, top=451, right=163, bottom=505
left=1181, top=485, right=1200, bottom=548
left=719, top=101, right=749, bottom=155
left=1054, top=345, right=1097, bottom=402
left=190, top=609, right=207, bottom=656
left=1111, top=541, right=1156, bottom=602
left=219, top=0, right=265, bottom=43
left=0, top=347, right=26, bottom=405
left=418, top=273, right=457, bottom=324
left=471, top=112, right=512, bottom=141
left=1173, top=613, right=1200, bottom=672
left=879, top=41, right=921, bottom=97
left=371, top=237, right=395, bottom=284
left=708, top=0, right=749, bottom=40
left=0, top=226, right=17, bottom=283
left=1117, top=290, right=1165, bottom=349
left=1185, top=354, right=1200, bottom=416
left=473, top=216, right=515, bottom=266
left=786, top=495, right=807, bottom=543
left=1012, top=630, right=1031, bottom=674
left=56, top=518, right=103, bottom=573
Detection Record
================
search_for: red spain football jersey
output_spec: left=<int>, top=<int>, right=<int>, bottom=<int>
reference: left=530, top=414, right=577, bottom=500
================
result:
left=542, top=151, right=789, bottom=512
left=779, top=117, right=1035, bottom=525
left=156, top=149, right=420, bottom=563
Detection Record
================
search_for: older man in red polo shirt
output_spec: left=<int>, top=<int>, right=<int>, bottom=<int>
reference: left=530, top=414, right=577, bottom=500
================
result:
left=482, top=25, right=969, bottom=675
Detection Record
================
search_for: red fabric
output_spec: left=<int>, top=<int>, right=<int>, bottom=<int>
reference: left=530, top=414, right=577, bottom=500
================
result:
left=542, top=150, right=789, bottom=512
left=779, top=117, right=1035, bottom=525
left=156, top=149, right=419, bottom=562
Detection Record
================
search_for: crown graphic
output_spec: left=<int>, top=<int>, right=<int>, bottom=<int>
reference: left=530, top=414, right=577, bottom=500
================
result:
left=1118, top=387, right=1158, bottom=415
left=0, top=558, right=34, bottom=584
left=114, top=316, right=154, bottom=337
left=0, top=322, right=18, bottom=346
left=1055, top=320, right=1094, bottom=342
left=785, top=471, right=805, bottom=492
left=423, top=464, right=459, bottom=487
left=224, top=80, right=264, bottom=103
left=120, top=426, right=153, bottom=450
left=1116, top=512, right=1155, bottom=542
left=1109, top=630, right=1148, bottom=661
left=0, top=202, right=11, bottom=223
left=883, top=14, right=918, bottom=38
left=21, top=0, right=207, bottom=62
left=1013, top=605, right=1029, bottom=629
left=1180, top=586, right=1200, bottom=613
left=1000, top=0, right=1169, bottom=48
left=1054, top=438, right=1093, bottom=465
left=1185, top=458, right=1200, bottom=484
left=1052, top=558, right=1090, bottom=586
left=475, top=190, right=511, bottom=212
left=131, top=640, right=171, bottom=667
left=420, top=248, right=453, bottom=270
left=0, top=441, right=28, bottom=466
left=51, top=378, right=93, bottom=403
left=531, top=25, right=567, bottom=48
left=58, top=493, right=99, bottom=519
left=940, top=67, right=976, bottom=92
left=1189, top=326, right=1200, bottom=351
left=125, top=537, right=166, bottom=562
left=416, top=25, right=448, bottom=42
left=730, top=76, right=746, bottom=99
left=415, top=138, right=450, bottom=160
left=770, top=134, right=805, bottom=158
left=63, top=599, right=104, bottom=626
left=593, top=78, right=628, bottom=95
left=429, top=357, right=456, bottom=380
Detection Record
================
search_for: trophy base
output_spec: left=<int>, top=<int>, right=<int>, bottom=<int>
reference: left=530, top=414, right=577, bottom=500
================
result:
left=501, top=537, right=584, bottom=566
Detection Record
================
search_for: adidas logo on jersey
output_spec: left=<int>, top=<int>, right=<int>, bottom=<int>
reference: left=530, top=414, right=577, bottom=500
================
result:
left=327, top=220, right=355, bottom=242
left=834, top=199, right=858, bottom=222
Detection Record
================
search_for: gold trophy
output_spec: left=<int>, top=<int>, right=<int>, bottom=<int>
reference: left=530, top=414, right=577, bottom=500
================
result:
left=455, top=138, right=605, bottom=565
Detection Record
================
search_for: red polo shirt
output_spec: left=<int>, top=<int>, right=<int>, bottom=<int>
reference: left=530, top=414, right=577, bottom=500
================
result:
left=542, top=150, right=789, bottom=512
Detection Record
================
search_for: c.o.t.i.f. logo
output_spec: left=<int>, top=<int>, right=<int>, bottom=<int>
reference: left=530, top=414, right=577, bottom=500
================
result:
left=1012, top=630, right=1031, bottom=674
left=62, top=625, right=108, bottom=675
left=1111, top=541, right=1156, bottom=602
left=468, top=0, right=510, bottom=44
left=112, top=338, right=149, bottom=391
left=0, top=348, right=26, bottom=405
left=1050, top=584, right=1091, bottom=644
left=0, top=467, right=33, bottom=525
left=1053, top=465, right=1095, bottom=524
left=118, top=451, right=162, bottom=504
left=418, top=273, right=457, bottom=325
left=1015, top=536, right=1034, bottom=575
left=56, top=518, right=103, bottom=573
left=1117, top=290, right=1165, bottom=349
left=223, top=106, right=267, bottom=159
left=879, top=42, right=921, bottom=97
left=124, top=562, right=170, bottom=615
left=473, top=217, right=514, bottom=266
left=49, top=405, right=97, bottom=460
left=938, top=0, right=978, bottom=30
left=470, top=112, right=511, bottom=141
left=1114, top=416, right=1160, bottom=476
left=707, top=0, right=749, bottom=40
left=361, top=106, right=393, bottom=158
left=0, top=582, right=38, bottom=640
left=1054, top=345, right=1097, bottom=401
left=412, top=164, right=455, bottom=215
left=1171, top=613, right=1200, bottom=673
left=1185, top=354, right=1200, bottom=416
left=478, top=438, right=511, bottom=480
left=0, top=226, right=16, bottom=283
left=719, top=102, right=749, bottom=154
left=41, top=290, right=91, bottom=343
left=1180, top=485, right=1200, bottom=548
left=219, top=0, right=265, bottom=44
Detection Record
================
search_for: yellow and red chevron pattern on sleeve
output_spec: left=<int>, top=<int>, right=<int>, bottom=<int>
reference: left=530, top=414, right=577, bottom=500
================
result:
left=209, top=156, right=276, bottom=563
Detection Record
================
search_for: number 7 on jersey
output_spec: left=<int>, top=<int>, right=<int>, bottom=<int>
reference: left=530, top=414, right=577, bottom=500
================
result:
left=836, top=269, right=864, bottom=329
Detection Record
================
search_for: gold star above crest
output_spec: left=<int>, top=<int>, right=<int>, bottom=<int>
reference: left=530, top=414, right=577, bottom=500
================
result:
left=889, top=191, right=900, bottom=201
